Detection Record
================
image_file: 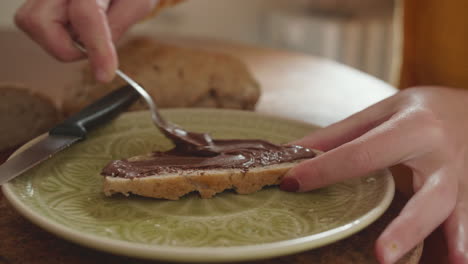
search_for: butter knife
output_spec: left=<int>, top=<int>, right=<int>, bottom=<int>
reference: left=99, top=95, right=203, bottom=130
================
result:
left=0, top=85, right=139, bottom=185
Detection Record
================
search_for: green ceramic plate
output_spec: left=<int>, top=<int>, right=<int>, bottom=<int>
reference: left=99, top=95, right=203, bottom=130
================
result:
left=3, top=109, right=394, bottom=263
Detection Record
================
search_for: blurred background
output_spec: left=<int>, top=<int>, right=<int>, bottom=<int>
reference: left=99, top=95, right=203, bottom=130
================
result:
left=0, top=0, right=399, bottom=83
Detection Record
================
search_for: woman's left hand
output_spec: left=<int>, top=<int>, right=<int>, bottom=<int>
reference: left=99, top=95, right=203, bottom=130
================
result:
left=281, top=86, right=468, bottom=264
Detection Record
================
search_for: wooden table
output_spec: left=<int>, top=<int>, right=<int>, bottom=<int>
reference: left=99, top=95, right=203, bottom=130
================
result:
left=0, top=30, right=436, bottom=263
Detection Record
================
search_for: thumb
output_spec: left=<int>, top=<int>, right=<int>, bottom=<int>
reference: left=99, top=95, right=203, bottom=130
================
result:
left=69, top=0, right=117, bottom=83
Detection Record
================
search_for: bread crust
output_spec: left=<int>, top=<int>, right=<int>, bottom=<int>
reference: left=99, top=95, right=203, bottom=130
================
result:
left=103, top=161, right=303, bottom=200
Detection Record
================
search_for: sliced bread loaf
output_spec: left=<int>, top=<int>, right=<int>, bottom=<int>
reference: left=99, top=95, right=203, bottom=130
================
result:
left=63, top=37, right=261, bottom=116
left=0, top=84, right=59, bottom=151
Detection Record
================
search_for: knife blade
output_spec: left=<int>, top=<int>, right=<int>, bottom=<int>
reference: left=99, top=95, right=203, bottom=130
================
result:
left=0, top=85, right=139, bottom=185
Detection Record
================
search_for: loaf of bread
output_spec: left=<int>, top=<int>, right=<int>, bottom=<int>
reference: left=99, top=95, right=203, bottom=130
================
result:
left=0, top=84, right=59, bottom=151
left=62, top=37, right=261, bottom=116
left=103, top=158, right=311, bottom=200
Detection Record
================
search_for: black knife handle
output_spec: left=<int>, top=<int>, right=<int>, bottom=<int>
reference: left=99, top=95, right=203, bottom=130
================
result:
left=50, top=85, right=140, bottom=139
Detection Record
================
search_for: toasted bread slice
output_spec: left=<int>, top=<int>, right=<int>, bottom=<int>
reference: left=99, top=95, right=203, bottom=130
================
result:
left=103, top=159, right=308, bottom=200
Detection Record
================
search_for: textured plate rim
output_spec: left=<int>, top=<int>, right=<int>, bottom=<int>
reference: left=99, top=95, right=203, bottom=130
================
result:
left=2, top=109, right=395, bottom=263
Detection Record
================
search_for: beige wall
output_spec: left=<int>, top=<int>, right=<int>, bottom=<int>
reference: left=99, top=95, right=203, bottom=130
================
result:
left=0, top=0, right=396, bottom=81
left=141, top=0, right=286, bottom=44
left=0, top=0, right=286, bottom=45
left=0, top=0, right=24, bottom=27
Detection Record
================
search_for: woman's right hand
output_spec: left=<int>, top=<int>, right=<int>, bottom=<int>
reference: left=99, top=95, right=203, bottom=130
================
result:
left=15, top=0, right=160, bottom=83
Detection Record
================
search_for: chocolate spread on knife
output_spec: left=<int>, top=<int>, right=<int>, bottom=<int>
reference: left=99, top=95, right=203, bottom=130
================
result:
left=102, top=119, right=316, bottom=179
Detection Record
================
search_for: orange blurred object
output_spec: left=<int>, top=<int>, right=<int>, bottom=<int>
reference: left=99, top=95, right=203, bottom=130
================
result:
left=400, top=0, right=468, bottom=89
left=148, top=0, right=186, bottom=17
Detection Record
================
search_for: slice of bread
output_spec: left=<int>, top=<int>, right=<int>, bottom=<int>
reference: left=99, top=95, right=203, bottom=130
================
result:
left=63, top=37, right=261, bottom=116
left=0, top=84, right=59, bottom=151
left=103, top=159, right=307, bottom=200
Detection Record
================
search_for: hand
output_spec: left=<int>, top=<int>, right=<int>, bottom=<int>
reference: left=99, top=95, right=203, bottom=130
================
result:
left=281, top=86, right=468, bottom=263
left=14, top=0, right=159, bottom=82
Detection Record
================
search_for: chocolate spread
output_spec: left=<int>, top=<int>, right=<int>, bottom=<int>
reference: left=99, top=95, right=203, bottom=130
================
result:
left=102, top=117, right=316, bottom=179
left=102, top=138, right=315, bottom=178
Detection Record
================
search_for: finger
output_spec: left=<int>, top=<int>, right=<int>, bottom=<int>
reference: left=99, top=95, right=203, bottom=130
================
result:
left=375, top=170, right=457, bottom=264
left=444, top=191, right=468, bottom=263
left=107, top=0, right=159, bottom=42
left=69, top=0, right=117, bottom=83
left=291, top=95, right=398, bottom=151
left=15, top=0, right=83, bottom=61
left=282, top=110, right=431, bottom=192
left=280, top=113, right=416, bottom=191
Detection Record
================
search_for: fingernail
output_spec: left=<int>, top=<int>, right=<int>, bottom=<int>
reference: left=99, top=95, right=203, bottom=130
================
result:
left=280, top=177, right=299, bottom=192
left=382, top=242, right=400, bottom=264
left=96, top=68, right=111, bottom=83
